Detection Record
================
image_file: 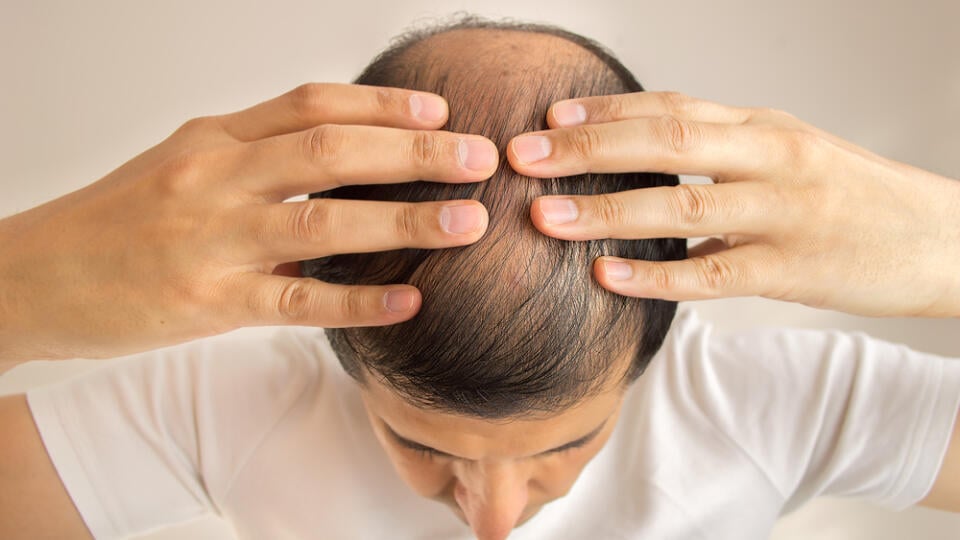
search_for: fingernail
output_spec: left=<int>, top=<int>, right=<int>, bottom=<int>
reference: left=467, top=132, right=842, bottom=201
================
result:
left=440, top=204, right=485, bottom=234
left=553, top=101, right=587, bottom=126
left=602, top=259, right=634, bottom=281
left=384, top=289, right=417, bottom=312
left=538, top=198, right=578, bottom=225
left=512, top=135, right=552, bottom=164
left=458, top=139, right=497, bottom=171
left=409, top=94, right=447, bottom=123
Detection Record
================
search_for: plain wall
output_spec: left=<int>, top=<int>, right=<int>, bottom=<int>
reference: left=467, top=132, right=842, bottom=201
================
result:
left=1, top=1, right=958, bottom=538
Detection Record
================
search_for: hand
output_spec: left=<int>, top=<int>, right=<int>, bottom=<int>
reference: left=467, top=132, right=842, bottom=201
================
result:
left=507, top=92, right=960, bottom=318
left=0, top=84, right=498, bottom=361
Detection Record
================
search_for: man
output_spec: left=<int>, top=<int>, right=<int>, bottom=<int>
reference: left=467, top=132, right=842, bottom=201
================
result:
left=1, top=18, right=958, bottom=540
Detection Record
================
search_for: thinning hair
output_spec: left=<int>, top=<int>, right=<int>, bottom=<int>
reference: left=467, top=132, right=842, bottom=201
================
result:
left=302, top=16, right=685, bottom=418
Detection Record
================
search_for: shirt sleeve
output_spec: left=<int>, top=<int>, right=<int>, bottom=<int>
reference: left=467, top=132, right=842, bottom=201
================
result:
left=26, top=328, right=324, bottom=540
left=674, top=318, right=960, bottom=512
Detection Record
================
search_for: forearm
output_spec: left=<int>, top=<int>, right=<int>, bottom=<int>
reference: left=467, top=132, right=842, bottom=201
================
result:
left=0, top=199, right=102, bottom=362
left=0, top=212, right=51, bottom=362
left=896, top=167, right=960, bottom=318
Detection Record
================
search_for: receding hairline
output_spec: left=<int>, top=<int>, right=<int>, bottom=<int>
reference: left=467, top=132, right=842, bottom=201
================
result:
left=358, top=16, right=641, bottom=94
left=400, top=26, right=609, bottom=72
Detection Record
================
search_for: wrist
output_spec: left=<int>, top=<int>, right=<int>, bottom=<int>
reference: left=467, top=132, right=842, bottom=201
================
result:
left=922, top=172, right=960, bottom=318
left=0, top=217, right=54, bottom=362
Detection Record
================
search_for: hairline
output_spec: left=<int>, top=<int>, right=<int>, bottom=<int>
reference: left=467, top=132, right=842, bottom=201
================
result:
left=352, top=15, right=644, bottom=93
left=352, top=347, right=637, bottom=423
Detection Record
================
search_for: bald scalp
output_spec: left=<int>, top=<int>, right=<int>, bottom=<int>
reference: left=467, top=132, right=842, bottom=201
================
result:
left=406, top=27, right=608, bottom=76
left=303, top=17, right=685, bottom=418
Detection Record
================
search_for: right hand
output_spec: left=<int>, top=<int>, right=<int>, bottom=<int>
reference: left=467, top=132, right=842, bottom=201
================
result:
left=0, top=83, right=498, bottom=361
left=508, top=92, right=960, bottom=318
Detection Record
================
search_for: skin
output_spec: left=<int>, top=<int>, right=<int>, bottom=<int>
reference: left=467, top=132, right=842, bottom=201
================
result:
left=0, top=395, right=91, bottom=540
left=358, top=372, right=626, bottom=540
left=508, top=91, right=960, bottom=318
left=506, top=89, right=960, bottom=511
left=0, top=369, right=627, bottom=540
left=0, top=83, right=498, bottom=364
left=1, top=26, right=958, bottom=539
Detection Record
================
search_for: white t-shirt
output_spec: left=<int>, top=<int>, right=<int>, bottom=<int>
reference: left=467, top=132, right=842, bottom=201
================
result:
left=27, top=311, right=960, bottom=540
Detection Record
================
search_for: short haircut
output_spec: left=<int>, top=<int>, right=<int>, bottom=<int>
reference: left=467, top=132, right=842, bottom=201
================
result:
left=302, top=16, right=686, bottom=418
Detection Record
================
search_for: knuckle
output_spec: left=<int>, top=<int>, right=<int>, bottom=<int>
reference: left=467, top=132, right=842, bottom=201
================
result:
left=658, top=92, right=695, bottom=118
left=780, top=129, right=825, bottom=171
left=409, top=130, right=442, bottom=167
left=752, top=106, right=780, bottom=118
left=289, top=200, right=333, bottom=242
left=655, top=115, right=702, bottom=155
left=693, top=255, right=739, bottom=293
left=393, top=204, right=422, bottom=243
left=174, top=116, right=218, bottom=137
left=289, top=83, right=329, bottom=119
left=158, top=151, right=209, bottom=193
left=170, top=275, right=205, bottom=307
left=594, top=94, right=628, bottom=120
left=565, top=124, right=605, bottom=160
left=647, top=263, right=676, bottom=293
left=752, top=107, right=799, bottom=126
left=304, top=124, right=344, bottom=164
left=769, top=107, right=798, bottom=122
left=336, top=287, right=371, bottom=322
left=374, top=88, right=396, bottom=116
left=592, top=193, right=628, bottom=227
left=274, top=279, right=314, bottom=321
left=670, top=184, right=718, bottom=228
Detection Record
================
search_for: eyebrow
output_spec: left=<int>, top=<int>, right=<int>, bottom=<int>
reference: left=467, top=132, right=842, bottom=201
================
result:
left=382, top=417, right=609, bottom=460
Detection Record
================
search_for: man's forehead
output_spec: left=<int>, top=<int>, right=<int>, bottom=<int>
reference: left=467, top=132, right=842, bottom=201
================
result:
left=359, top=371, right=625, bottom=460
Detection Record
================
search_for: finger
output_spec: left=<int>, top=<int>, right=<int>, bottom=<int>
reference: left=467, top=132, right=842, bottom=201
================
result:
left=553, top=92, right=875, bottom=169
left=236, top=274, right=423, bottom=327
left=217, top=83, right=449, bottom=141
left=530, top=183, right=780, bottom=240
left=557, top=93, right=872, bottom=166
left=234, top=125, right=498, bottom=201
left=547, top=92, right=752, bottom=128
left=508, top=117, right=780, bottom=179
left=592, top=245, right=779, bottom=301
left=242, top=198, right=488, bottom=261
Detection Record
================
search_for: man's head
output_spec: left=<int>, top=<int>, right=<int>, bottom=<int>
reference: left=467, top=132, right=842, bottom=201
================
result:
left=302, top=17, right=685, bottom=539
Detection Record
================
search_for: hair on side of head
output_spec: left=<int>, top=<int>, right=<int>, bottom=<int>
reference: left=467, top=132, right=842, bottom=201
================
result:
left=301, top=16, right=686, bottom=419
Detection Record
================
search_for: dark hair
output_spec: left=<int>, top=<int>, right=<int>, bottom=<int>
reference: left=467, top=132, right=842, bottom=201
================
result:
left=302, top=16, right=685, bottom=418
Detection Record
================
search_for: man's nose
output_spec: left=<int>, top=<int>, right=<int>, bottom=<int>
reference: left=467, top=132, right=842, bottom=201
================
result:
left=454, top=462, right=529, bottom=540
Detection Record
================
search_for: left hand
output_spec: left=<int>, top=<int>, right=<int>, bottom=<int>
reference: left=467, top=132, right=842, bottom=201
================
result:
left=0, top=84, right=497, bottom=361
left=506, top=92, right=960, bottom=318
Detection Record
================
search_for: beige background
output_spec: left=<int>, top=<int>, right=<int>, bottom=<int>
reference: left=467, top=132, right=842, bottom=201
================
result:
left=1, top=0, right=958, bottom=538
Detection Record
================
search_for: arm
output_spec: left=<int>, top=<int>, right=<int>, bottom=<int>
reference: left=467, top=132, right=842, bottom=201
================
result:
left=921, top=407, right=960, bottom=511
left=0, top=394, right=91, bottom=539
left=1, top=329, right=318, bottom=539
